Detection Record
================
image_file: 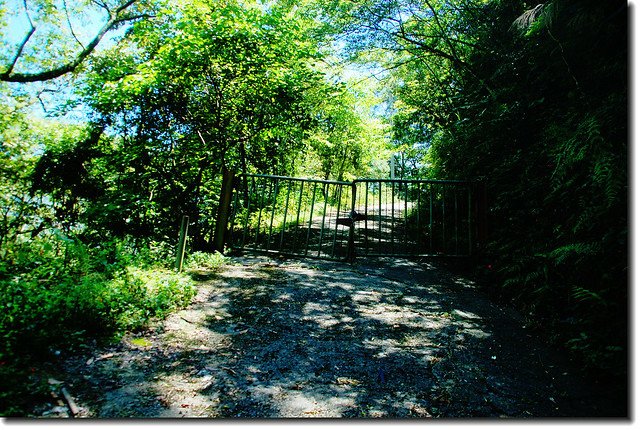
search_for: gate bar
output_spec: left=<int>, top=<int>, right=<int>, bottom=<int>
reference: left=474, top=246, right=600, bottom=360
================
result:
left=331, top=183, right=344, bottom=257
left=429, top=184, right=434, bottom=253
left=347, top=181, right=357, bottom=260
left=293, top=181, right=304, bottom=250
left=318, top=183, right=329, bottom=257
left=279, top=178, right=292, bottom=250
left=254, top=178, right=266, bottom=246
left=266, top=178, right=278, bottom=250
left=391, top=181, right=395, bottom=253
left=304, top=182, right=317, bottom=255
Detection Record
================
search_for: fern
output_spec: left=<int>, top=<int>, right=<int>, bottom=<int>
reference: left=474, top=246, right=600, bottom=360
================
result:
left=570, top=286, right=607, bottom=307
left=593, top=152, right=624, bottom=208
left=547, top=242, right=599, bottom=266
left=511, top=4, right=546, bottom=34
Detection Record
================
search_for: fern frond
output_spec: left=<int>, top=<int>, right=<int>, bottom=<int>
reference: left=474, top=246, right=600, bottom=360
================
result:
left=511, top=4, right=546, bottom=33
left=570, top=286, right=607, bottom=307
left=547, top=242, right=599, bottom=266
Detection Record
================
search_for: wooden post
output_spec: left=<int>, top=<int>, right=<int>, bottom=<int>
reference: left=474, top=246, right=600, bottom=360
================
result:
left=213, top=168, right=235, bottom=253
left=60, top=387, right=80, bottom=417
left=175, top=215, right=189, bottom=272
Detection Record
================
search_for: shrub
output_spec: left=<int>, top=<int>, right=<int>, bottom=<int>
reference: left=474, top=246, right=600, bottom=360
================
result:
left=0, top=234, right=198, bottom=415
left=1, top=239, right=196, bottom=354
left=184, top=251, right=227, bottom=272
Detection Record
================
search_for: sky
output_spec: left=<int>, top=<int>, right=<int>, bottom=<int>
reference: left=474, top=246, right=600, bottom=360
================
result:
left=3, top=0, right=113, bottom=47
left=1, top=0, right=134, bottom=119
left=2, top=0, right=384, bottom=120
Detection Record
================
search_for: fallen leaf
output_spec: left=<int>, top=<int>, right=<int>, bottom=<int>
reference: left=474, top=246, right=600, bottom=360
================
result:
left=130, top=338, right=152, bottom=348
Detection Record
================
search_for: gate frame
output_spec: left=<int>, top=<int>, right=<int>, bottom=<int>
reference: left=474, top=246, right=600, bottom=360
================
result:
left=349, top=178, right=481, bottom=259
left=217, top=172, right=487, bottom=261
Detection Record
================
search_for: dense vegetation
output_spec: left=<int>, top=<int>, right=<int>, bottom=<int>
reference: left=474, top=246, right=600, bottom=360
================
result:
left=0, top=0, right=628, bottom=415
left=320, top=0, right=627, bottom=390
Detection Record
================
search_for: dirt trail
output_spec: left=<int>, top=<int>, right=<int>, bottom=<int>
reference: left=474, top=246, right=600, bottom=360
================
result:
left=34, top=255, right=619, bottom=418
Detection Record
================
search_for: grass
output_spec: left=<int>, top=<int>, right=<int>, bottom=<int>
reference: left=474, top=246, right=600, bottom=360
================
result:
left=0, top=238, right=227, bottom=416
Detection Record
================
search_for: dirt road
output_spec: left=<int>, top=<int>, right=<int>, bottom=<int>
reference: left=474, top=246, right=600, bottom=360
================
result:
left=34, top=255, right=622, bottom=418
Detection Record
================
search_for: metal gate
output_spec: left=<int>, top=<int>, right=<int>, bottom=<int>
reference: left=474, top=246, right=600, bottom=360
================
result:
left=228, top=174, right=355, bottom=260
left=352, top=179, right=477, bottom=258
left=226, top=174, right=484, bottom=261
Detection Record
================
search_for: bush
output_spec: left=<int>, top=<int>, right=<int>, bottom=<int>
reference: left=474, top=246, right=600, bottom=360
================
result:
left=184, top=251, right=227, bottom=272
left=0, top=234, right=197, bottom=415
left=1, top=237, right=196, bottom=358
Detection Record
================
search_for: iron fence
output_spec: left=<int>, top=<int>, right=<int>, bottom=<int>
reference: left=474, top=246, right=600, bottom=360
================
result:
left=226, top=174, right=482, bottom=260
left=352, top=179, right=475, bottom=258
left=228, top=174, right=355, bottom=260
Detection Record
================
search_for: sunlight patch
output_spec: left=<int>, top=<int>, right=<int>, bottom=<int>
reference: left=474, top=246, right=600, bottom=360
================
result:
left=352, top=290, right=382, bottom=303
left=460, top=327, right=491, bottom=339
left=453, top=277, right=477, bottom=288
left=275, top=389, right=357, bottom=417
left=452, top=309, right=481, bottom=320
left=301, top=301, right=327, bottom=315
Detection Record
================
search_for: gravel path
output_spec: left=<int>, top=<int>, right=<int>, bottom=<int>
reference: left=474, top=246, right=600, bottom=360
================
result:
left=34, top=255, right=619, bottom=418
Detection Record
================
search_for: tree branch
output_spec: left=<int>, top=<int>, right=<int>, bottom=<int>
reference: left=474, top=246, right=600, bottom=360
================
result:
left=423, top=0, right=459, bottom=60
left=3, top=0, right=36, bottom=77
left=394, top=24, right=495, bottom=98
left=63, top=0, right=85, bottom=49
left=394, top=25, right=466, bottom=68
left=90, top=0, right=111, bottom=13
left=4, top=25, right=35, bottom=77
left=0, top=0, right=145, bottom=83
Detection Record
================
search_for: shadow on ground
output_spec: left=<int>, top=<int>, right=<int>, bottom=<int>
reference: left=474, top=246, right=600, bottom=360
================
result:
left=32, top=255, right=624, bottom=418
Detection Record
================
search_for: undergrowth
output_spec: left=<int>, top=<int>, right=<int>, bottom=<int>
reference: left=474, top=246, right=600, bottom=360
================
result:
left=0, top=234, right=224, bottom=416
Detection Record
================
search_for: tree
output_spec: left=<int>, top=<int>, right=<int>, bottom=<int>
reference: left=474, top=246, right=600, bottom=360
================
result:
left=301, top=78, right=390, bottom=181
left=0, top=0, right=154, bottom=82
left=318, top=0, right=627, bottom=392
left=28, top=0, right=376, bottom=249
left=0, top=94, right=43, bottom=250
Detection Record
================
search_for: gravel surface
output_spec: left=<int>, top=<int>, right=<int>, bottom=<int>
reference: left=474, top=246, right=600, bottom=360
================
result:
left=32, top=255, right=623, bottom=418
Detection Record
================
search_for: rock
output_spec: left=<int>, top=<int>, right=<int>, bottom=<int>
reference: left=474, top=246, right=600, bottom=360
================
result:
left=42, top=406, right=69, bottom=417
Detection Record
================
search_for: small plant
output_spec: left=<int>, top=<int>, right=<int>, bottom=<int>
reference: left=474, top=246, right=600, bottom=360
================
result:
left=0, top=234, right=199, bottom=416
left=184, top=251, right=227, bottom=271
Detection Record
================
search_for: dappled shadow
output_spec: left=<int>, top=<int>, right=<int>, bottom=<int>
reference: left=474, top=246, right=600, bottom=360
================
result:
left=43, top=255, right=615, bottom=418
left=193, top=262, right=441, bottom=417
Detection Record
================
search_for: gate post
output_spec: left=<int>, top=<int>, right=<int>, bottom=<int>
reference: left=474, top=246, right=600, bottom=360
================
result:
left=175, top=215, right=189, bottom=272
left=213, top=168, right=235, bottom=253
left=347, top=181, right=357, bottom=262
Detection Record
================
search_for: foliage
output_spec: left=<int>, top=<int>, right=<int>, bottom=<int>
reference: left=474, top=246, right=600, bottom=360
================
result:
left=0, top=0, right=155, bottom=82
left=1, top=1, right=388, bottom=414
left=19, top=0, right=386, bottom=251
left=0, top=233, right=194, bottom=415
left=338, top=0, right=628, bottom=380
left=0, top=235, right=193, bottom=356
left=1, top=0, right=628, bottom=415
left=300, top=80, right=392, bottom=181
left=184, top=250, right=227, bottom=271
